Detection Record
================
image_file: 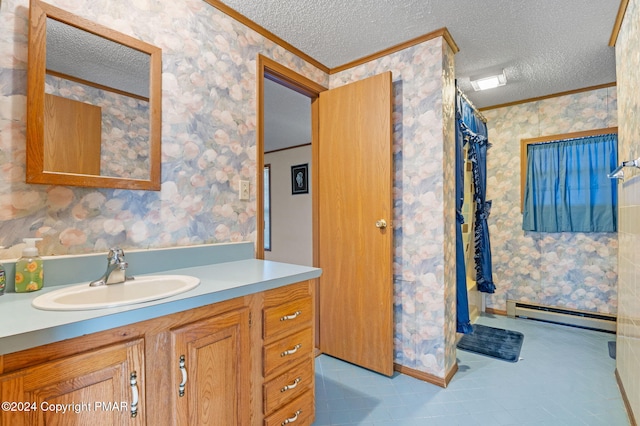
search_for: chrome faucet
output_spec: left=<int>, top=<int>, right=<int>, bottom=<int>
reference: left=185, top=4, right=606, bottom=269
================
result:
left=90, top=247, right=132, bottom=286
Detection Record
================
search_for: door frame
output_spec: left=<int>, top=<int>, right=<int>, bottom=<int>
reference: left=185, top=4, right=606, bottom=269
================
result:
left=256, top=55, right=327, bottom=345
left=255, top=55, right=326, bottom=261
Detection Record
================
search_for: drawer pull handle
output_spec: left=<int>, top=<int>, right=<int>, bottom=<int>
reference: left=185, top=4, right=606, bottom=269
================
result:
left=179, top=355, right=187, bottom=397
left=280, top=377, right=301, bottom=392
left=130, top=371, right=139, bottom=418
left=280, top=310, right=301, bottom=321
left=281, top=344, right=302, bottom=357
left=281, top=409, right=301, bottom=425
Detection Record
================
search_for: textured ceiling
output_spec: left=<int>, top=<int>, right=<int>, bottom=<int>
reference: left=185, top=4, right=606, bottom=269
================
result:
left=46, top=18, right=150, bottom=98
left=221, top=0, right=620, bottom=109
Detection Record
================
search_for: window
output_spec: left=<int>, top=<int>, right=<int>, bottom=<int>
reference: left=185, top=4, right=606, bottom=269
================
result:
left=264, top=165, right=272, bottom=251
left=521, top=129, right=618, bottom=233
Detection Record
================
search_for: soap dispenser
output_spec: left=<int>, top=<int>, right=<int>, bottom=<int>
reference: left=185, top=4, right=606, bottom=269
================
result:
left=15, top=238, right=44, bottom=293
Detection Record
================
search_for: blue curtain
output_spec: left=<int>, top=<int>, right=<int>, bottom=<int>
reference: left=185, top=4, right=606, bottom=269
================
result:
left=458, top=96, right=496, bottom=294
left=455, top=93, right=472, bottom=334
left=522, top=134, right=617, bottom=232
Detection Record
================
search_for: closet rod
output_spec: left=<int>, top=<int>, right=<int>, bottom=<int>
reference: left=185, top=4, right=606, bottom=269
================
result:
left=457, top=87, right=487, bottom=123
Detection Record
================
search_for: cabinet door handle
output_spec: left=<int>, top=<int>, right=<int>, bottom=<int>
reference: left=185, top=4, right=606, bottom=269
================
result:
left=280, top=344, right=301, bottom=357
left=179, top=355, right=187, bottom=397
left=130, top=371, right=139, bottom=418
left=280, top=310, right=301, bottom=321
left=281, top=409, right=301, bottom=425
left=280, top=377, right=301, bottom=392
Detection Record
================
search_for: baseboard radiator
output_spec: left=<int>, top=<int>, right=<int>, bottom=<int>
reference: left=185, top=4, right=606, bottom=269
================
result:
left=506, top=300, right=617, bottom=333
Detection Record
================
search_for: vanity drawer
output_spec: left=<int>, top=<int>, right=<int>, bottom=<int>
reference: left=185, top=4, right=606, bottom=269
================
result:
left=263, top=327, right=313, bottom=377
left=264, top=390, right=314, bottom=426
left=264, top=357, right=313, bottom=414
left=263, top=296, right=312, bottom=340
left=264, top=281, right=311, bottom=308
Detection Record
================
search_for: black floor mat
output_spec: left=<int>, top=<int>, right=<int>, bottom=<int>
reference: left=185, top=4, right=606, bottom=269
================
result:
left=457, top=324, right=524, bottom=362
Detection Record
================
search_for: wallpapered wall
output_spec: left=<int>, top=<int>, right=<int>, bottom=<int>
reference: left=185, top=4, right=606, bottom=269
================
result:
left=0, top=0, right=328, bottom=257
left=330, top=39, right=458, bottom=378
left=1, top=0, right=456, bottom=379
left=614, top=0, right=640, bottom=417
left=46, top=75, right=151, bottom=179
left=482, top=87, right=618, bottom=314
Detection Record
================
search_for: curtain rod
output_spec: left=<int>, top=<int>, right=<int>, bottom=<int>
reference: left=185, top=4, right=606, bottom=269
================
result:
left=528, top=132, right=617, bottom=146
left=457, top=87, right=487, bottom=123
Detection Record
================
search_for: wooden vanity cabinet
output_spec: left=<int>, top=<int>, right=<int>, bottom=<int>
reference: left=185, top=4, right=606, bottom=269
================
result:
left=0, top=280, right=316, bottom=426
left=262, top=281, right=315, bottom=426
left=169, top=307, right=251, bottom=425
left=0, top=338, right=145, bottom=426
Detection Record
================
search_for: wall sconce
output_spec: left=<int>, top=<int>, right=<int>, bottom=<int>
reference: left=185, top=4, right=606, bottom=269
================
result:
left=470, top=70, right=507, bottom=91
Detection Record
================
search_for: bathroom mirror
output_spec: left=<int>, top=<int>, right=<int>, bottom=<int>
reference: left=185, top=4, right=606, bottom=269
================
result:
left=27, top=0, right=162, bottom=190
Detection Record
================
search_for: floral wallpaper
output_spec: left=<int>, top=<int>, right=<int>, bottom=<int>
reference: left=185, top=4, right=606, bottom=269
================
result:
left=331, top=38, right=457, bottom=378
left=2, top=0, right=456, bottom=380
left=1, top=0, right=625, bottom=387
left=46, top=74, right=151, bottom=179
left=482, top=87, right=618, bottom=314
left=0, top=0, right=328, bottom=257
left=442, top=43, right=457, bottom=378
left=614, top=0, right=640, bottom=417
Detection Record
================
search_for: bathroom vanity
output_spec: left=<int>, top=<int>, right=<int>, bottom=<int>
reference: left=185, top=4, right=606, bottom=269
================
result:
left=0, top=242, right=321, bottom=425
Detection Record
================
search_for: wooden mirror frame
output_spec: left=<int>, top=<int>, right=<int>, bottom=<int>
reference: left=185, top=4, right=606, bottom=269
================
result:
left=27, top=0, right=162, bottom=190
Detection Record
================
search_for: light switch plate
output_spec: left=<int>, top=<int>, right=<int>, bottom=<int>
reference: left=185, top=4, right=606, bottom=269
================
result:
left=239, top=180, right=250, bottom=200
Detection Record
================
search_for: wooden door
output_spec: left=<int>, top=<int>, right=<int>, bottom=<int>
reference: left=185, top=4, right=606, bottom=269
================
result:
left=0, top=339, right=145, bottom=426
left=170, top=308, right=250, bottom=426
left=44, top=94, right=102, bottom=175
left=318, top=72, right=394, bottom=376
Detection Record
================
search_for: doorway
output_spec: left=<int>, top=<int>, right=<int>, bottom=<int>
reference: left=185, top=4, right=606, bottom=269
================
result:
left=262, top=78, right=312, bottom=266
left=256, top=55, right=325, bottom=345
left=255, top=56, right=325, bottom=262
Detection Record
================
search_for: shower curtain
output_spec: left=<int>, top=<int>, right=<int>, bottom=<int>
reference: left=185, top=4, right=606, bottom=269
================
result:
left=457, top=93, right=496, bottom=295
left=455, top=93, right=472, bottom=334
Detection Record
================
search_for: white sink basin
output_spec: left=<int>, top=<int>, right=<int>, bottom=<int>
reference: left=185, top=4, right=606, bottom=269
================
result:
left=32, top=275, right=200, bottom=311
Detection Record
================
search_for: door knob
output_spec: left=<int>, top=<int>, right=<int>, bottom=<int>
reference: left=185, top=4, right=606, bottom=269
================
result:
left=375, top=219, right=387, bottom=229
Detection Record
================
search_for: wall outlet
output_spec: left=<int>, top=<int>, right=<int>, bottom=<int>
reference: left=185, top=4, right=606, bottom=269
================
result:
left=239, top=180, right=250, bottom=201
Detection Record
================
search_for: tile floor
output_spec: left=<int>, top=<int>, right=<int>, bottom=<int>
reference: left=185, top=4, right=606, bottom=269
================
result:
left=313, top=314, right=630, bottom=425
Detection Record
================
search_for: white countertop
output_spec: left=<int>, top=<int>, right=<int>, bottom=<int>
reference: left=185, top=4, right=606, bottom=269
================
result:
left=0, top=258, right=321, bottom=355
